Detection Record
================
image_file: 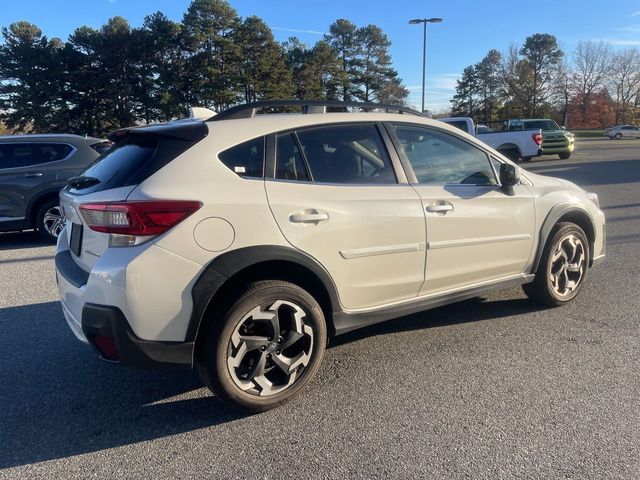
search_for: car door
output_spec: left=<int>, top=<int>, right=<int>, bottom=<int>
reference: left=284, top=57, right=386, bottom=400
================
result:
left=0, top=143, right=46, bottom=220
left=0, top=142, right=73, bottom=220
left=265, top=122, right=426, bottom=310
left=388, top=123, right=536, bottom=296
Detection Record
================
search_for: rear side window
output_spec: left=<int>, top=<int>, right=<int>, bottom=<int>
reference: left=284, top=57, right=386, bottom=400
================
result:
left=36, top=143, right=73, bottom=162
left=276, top=133, right=309, bottom=181
left=0, top=143, right=73, bottom=169
left=219, top=137, right=264, bottom=178
left=294, top=124, right=396, bottom=184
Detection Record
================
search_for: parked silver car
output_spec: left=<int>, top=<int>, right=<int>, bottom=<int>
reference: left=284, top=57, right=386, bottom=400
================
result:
left=605, top=125, right=640, bottom=139
left=0, top=134, right=110, bottom=241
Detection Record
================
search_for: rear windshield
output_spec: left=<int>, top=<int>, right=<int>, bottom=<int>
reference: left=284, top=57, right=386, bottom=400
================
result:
left=69, top=135, right=158, bottom=194
left=89, top=141, right=113, bottom=155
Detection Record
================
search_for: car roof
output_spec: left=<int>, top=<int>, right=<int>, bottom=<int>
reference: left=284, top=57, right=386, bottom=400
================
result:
left=0, top=133, right=106, bottom=144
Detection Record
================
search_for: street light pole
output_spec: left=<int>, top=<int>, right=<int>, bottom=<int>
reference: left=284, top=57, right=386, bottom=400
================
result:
left=409, top=17, right=443, bottom=113
left=421, top=21, right=426, bottom=113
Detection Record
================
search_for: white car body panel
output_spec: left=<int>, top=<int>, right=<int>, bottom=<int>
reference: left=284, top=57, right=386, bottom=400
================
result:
left=54, top=110, right=606, bottom=351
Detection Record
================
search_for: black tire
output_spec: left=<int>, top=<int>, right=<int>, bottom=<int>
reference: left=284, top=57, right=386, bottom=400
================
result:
left=499, top=148, right=522, bottom=163
left=523, top=222, right=589, bottom=307
left=559, top=152, right=572, bottom=160
left=522, top=156, right=532, bottom=162
left=35, top=199, right=64, bottom=243
left=196, top=280, right=327, bottom=412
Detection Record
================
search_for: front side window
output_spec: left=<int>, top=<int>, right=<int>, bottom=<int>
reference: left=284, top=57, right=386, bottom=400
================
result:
left=0, top=144, right=35, bottom=169
left=294, top=124, right=396, bottom=184
left=392, top=124, right=498, bottom=185
left=219, top=137, right=264, bottom=178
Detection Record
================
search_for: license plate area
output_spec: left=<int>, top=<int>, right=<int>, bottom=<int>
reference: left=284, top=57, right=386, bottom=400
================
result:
left=70, top=223, right=83, bottom=257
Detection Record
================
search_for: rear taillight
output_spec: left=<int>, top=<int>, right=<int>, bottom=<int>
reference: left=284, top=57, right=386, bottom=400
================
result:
left=532, top=132, right=543, bottom=145
left=79, top=200, right=202, bottom=236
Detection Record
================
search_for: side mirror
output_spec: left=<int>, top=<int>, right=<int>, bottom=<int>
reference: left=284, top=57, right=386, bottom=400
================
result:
left=500, top=163, right=520, bottom=191
left=560, top=126, right=566, bottom=130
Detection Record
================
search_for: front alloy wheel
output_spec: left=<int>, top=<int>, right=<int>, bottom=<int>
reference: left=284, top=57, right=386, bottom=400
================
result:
left=523, top=222, right=590, bottom=306
left=548, top=233, right=586, bottom=298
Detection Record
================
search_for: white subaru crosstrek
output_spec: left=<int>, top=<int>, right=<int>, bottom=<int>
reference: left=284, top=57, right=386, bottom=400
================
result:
left=56, top=101, right=606, bottom=411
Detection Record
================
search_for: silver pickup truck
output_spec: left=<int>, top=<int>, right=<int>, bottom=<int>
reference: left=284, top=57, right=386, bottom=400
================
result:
left=439, top=117, right=543, bottom=162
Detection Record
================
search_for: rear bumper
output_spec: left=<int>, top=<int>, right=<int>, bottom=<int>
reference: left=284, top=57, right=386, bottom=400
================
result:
left=81, top=303, right=193, bottom=368
left=55, top=227, right=201, bottom=369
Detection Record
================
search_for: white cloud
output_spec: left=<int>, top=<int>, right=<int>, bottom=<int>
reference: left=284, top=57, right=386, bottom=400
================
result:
left=631, top=11, right=640, bottom=16
left=603, top=38, right=640, bottom=45
left=271, top=27, right=325, bottom=35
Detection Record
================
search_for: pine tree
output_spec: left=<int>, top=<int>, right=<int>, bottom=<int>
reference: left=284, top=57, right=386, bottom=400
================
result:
left=236, top=16, right=293, bottom=103
left=0, top=22, right=67, bottom=132
left=325, top=19, right=362, bottom=101
left=181, top=0, right=242, bottom=110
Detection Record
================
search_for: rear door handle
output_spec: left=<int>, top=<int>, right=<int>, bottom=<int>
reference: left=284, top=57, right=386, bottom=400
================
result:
left=289, top=210, right=329, bottom=224
left=24, top=172, right=43, bottom=178
left=426, top=202, right=454, bottom=213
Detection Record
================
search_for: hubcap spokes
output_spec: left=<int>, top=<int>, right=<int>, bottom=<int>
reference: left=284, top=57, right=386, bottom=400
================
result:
left=549, top=234, right=585, bottom=297
left=43, top=206, right=65, bottom=237
left=227, top=300, right=314, bottom=396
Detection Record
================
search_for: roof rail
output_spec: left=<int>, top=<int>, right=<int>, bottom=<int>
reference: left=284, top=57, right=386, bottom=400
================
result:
left=208, top=100, right=423, bottom=121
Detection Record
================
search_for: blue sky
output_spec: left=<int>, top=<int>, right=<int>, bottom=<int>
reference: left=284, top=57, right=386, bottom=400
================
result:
left=1, top=0, right=640, bottom=112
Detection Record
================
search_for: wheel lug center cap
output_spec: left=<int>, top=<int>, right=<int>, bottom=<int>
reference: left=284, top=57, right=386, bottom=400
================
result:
left=266, top=342, right=278, bottom=354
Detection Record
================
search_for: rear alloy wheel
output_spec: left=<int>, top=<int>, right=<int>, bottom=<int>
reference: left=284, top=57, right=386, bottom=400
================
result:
left=36, top=200, right=65, bottom=243
left=197, top=280, right=327, bottom=411
left=523, top=222, right=589, bottom=306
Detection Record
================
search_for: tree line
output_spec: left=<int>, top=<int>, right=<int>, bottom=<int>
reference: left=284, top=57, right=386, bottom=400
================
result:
left=0, top=0, right=408, bottom=137
left=450, top=33, right=640, bottom=128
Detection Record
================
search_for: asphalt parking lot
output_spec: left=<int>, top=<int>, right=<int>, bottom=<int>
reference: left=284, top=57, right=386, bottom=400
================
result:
left=1, top=138, right=639, bottom=479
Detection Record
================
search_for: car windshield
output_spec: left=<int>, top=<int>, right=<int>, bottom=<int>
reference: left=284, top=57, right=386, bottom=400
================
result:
left=524, top=120, right=561, bottom=131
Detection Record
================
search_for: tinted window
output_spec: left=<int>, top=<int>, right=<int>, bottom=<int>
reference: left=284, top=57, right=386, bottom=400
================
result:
left=276, top=133, right=309, bottom=181
left=73, top=135, right=157, bottom=193
left=295, top=124, right=396, bottom=184
left=0, top=144, right=34, bottom=168
left=0, top=143, right=76, bottom=169
left=522, top=120, right=560, bottom=131
left=392, top=124, right=498, bottom=185
left=36, top=143, right=73, bottom=162
left=90, top=141, right=113, bottom=154
left=219, top=137, right=264, bottom=178
left=446, top=120, right=470, bottom=133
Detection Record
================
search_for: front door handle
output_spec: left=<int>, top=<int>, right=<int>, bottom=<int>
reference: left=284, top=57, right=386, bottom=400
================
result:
left=426, top=202, right=454, bottom=214
left=24, top=172, right=43, bottom=178
left=289, top=209, right=329, bottom=224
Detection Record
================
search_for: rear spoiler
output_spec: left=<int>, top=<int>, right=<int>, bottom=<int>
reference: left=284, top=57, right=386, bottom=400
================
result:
left=108, top=121, right=208, bottom=143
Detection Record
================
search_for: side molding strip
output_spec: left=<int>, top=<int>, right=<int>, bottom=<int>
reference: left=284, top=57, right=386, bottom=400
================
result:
left=427, top=233, right=532, bottom=250
left=340, top=242, right=426, bottom=259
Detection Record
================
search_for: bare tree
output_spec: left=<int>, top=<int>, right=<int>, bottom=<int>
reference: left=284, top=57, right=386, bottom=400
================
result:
left=609, top=48, right=640, bottom=124
left=571, top=40, right=612, bottom=126
left=555, top=60, right=572, bottom=127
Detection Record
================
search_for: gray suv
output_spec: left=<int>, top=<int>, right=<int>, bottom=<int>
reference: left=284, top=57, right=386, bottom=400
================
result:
left=0, top=134, right=109, bottom=241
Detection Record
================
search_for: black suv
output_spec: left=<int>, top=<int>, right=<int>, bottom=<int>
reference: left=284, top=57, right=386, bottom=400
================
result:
left=0, top=134, right=110, bottom=241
